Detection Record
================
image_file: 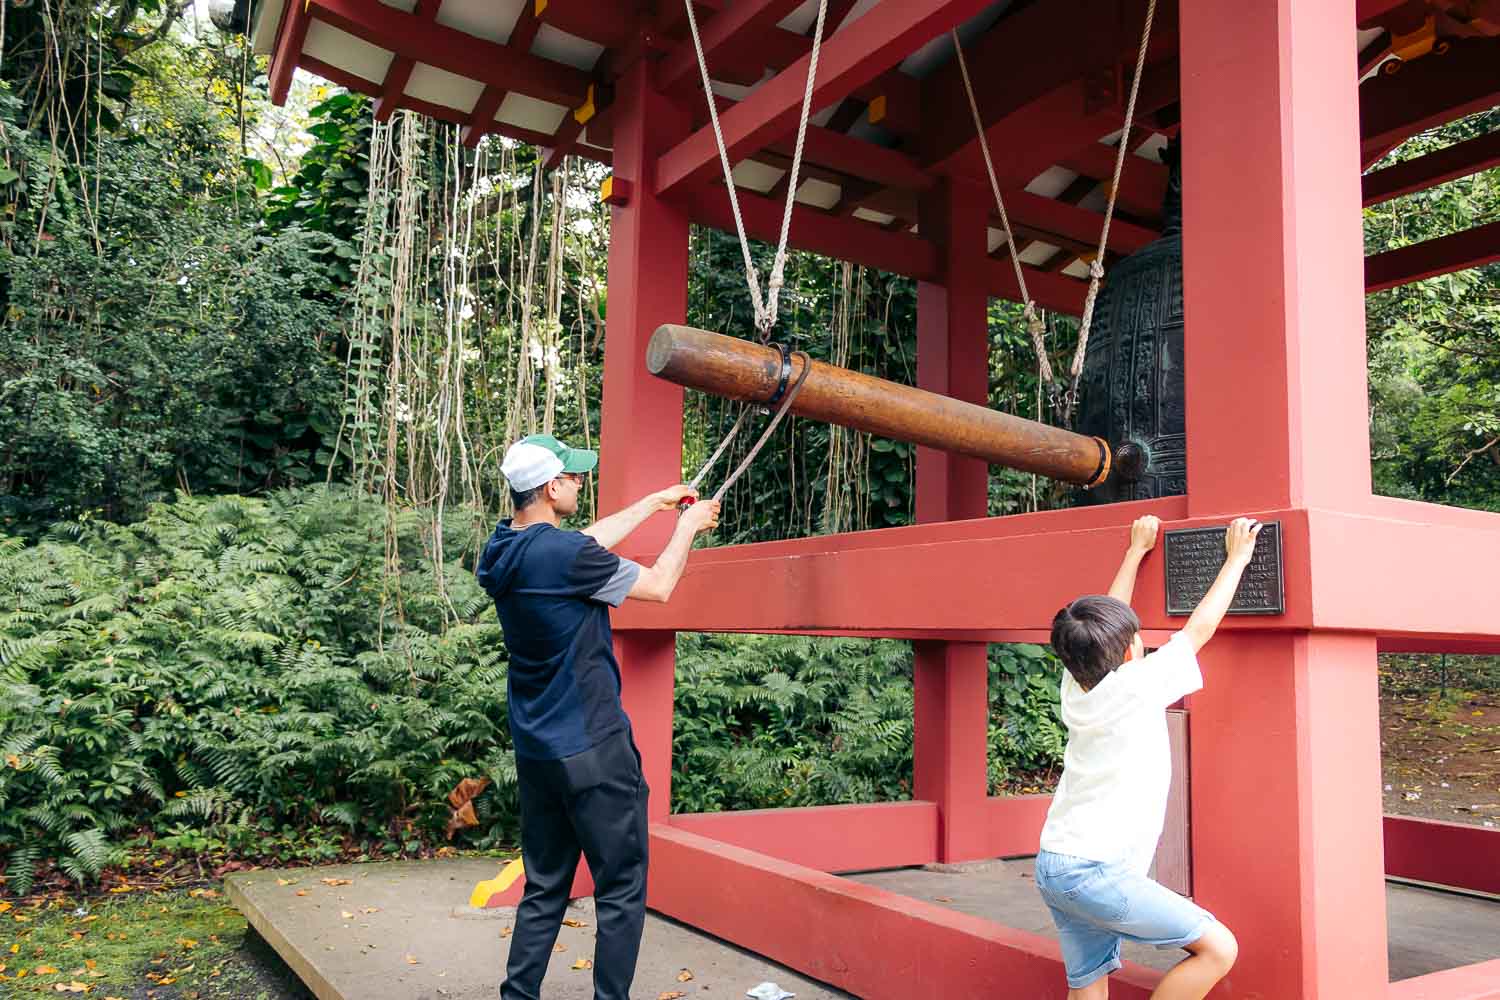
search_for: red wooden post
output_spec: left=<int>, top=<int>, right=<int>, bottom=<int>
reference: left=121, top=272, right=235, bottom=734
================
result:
left=1180, top=2, right=1388, bottom=995
left=1189, top=634, right=1386, bottom=998
left=1181, top=0, right=1371, bottom=517
left=913, top=178, right=991, bottom=862
left=599, top=61, right=692, bottom=822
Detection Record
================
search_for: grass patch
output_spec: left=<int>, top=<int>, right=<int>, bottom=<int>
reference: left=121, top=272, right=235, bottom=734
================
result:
left=1, top=888, right=311, bottom=999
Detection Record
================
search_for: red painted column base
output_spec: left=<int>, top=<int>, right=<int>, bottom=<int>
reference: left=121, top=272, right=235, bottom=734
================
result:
left=1383, top=815, right=1500, bottom=895
left=648, top=824, right=1161, bottom=999
left=480, top=796, right=1051, bottom=907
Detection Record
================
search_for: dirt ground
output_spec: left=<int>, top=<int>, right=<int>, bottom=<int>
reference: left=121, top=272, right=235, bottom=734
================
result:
left=1381, top=689, right=1500, bottom=829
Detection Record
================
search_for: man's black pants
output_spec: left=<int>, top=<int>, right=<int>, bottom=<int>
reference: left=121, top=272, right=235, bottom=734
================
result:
left=501, top=730, right=649, bottom=1000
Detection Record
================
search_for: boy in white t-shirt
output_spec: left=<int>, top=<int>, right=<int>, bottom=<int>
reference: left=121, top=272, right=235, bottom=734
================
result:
left=1035, top=515, right=1261, bottom=999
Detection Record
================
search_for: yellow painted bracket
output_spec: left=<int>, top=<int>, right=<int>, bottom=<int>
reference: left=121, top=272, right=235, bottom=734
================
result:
left=1390, top=16, right=1438, bottom=62
left=535, top=0, right=549, bottom=15
left=867, top=95, right=887, bottom=125
left=601, top=176, right=631, bottom=206
left=469, top=858, right=525, bottom=908
left=574, top=84, right=597, bottom=126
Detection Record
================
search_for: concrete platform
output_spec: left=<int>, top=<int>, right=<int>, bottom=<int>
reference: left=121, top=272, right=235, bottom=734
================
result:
left=226, top=858, right=851, bottom=1000
left=846, top=859, right=1500, bottom=983
left=228, top=857, right=1500, bottom=999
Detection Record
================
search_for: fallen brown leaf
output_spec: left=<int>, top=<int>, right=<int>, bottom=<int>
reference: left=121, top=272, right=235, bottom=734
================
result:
left=321, top=878, right=352, bottom=887
left=340, top=911, right=354, bottom=920
left=677, top=969, right=694, bottom=982
left=571, top=958, right=592, bottom=970
left=658, top=992, right=688, bottom=1000
left=552, top=942, right=567, bottom=953
left=405, top=955, right=420, bottom=965
left=561, top=918, right=588, bottom=928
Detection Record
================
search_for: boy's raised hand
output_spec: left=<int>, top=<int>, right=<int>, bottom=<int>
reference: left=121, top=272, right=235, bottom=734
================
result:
left=1128, top=514, right=1161, bottom=554
left=1224, top=517, right=1262, bottom=566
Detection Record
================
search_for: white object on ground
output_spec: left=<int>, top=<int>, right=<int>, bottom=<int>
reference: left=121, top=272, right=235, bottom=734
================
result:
left=747, top=984, right=796, bottom=1000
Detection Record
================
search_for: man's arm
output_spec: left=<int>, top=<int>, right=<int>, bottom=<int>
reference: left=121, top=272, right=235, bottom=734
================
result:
left=1107, top=515, right=1161, bottom=604
left=582, top=484, right=697, bottom=551
left=1182, top=517, right=1263, bottom=651
left=627, top=500, right=721, bottom=603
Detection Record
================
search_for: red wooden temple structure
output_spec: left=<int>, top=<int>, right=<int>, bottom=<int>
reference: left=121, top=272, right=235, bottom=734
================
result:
left=250, top=1, right=1500, bottom=996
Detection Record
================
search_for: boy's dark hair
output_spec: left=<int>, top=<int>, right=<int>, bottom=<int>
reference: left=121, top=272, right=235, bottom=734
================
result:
left=1050, top=595, right=1141, bottom=691
left=510, top=483, right=546, bottom=512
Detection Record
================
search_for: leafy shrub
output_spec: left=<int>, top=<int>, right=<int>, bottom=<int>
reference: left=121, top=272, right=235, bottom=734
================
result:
left=0, top=488, right=515, bottom=893
left=671, top=633, right=1065, bottom=813
left=0, top=489, right=1068, bottom=892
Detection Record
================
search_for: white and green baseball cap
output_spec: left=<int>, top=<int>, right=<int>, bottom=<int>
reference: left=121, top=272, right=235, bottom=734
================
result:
left=500, top=433, right=598, bottom=491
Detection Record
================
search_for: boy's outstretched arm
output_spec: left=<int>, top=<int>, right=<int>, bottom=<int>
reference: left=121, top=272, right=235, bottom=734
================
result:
left=1107, top=515, right=1161, bottom=604
left=1183, top=517, right=1263, bottom=651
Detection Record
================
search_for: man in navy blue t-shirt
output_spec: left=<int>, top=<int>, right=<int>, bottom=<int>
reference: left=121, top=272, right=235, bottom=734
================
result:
left=477, top=433, right=719, bottom=1000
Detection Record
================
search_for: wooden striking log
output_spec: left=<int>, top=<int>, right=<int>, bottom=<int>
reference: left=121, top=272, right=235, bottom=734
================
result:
left=647, top=325, right=1112, bottom=486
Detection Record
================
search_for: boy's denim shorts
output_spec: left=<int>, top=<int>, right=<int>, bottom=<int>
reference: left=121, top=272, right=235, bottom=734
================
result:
left=1034, top=850, right=1217, bottom=989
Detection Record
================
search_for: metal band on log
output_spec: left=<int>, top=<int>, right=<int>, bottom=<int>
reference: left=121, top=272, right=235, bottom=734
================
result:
left=647, top=325, right=1112, bottom=487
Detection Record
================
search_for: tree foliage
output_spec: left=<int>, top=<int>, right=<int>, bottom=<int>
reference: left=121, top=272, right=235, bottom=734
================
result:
left=1365, top=110, right=1500, bottom=510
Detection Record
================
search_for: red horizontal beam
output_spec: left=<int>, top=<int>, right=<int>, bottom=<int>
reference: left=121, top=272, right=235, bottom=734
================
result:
left=674, top=182, right=938, bottom=280
left=1057, top=143, right=1170, bottom=222
left=1362, top=129, right=1500, bottom=206
left=1387, top=960, right=1500, bottom=1000
left=919, top=0, right=1171, bottom=173
left=1364, top=220, right=1500, bottom=292
left=656, top=0, right=991, bottom=196
left=649, top=826, right=1162, bottom=999
left=857, top=183, right=1159, bottom=262
left=1384, top=815, right=1500, bottom=895
left=533, top=0, right=632, bottom=50
left=1377, top=635, right=1500, bottom=655
left=658, top=0, right=809, bottom=93
left=1308, top=502, right=1500, bottom=641
left=790, top=126, right=932, bottom=192
left=1003, top=189, right=1159, bottom=255
left=294, top=55, right=609, bottom=164
left=936, top=62, right=1180, bottom=203
left=460, top=4, right=544, bottom=148
left=669, top=802, right=938, bottom=873
left=371, top=0, right=441, bottom=122
left=1357, top=0, right=1418, bottom=27
left=708, top=93, right=931, bottom=193
left=305, top=0, right=589, bottom=107
left=614, top=503, right=1309, bottom=634
left=1360, top=38, right=1500, bottom=166
left=299, top=54, right=379, bottom=98
left=982, top=253, right=1088, bottom=314
left=981, top=795, right=1053, bottom=858
left=268, top=0, right=311, bottom=106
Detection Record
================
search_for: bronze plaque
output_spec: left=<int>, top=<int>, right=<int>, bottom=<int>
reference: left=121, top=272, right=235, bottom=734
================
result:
left=1164, top=521, right=1284, bottom=616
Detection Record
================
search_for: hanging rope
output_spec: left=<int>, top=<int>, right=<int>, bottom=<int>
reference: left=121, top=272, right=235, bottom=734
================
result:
left=951, top=0, right=1156, bottom=425
left=676, top=0, right=827, bottom=509
left=683, top=0, right=829, bottom=341
left=1065, top=0, right=1158, bottom=421
left=681, top=350, right=813, bottom=508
